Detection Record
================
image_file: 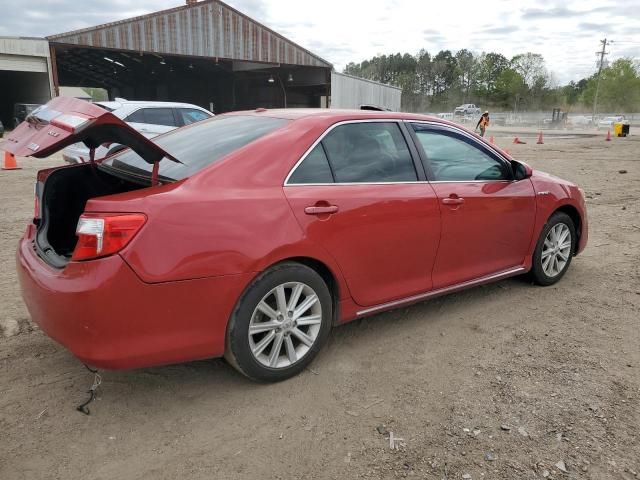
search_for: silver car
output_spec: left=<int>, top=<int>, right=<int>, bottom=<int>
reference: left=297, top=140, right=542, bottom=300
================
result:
left=62, top=99, right=212, bottom=163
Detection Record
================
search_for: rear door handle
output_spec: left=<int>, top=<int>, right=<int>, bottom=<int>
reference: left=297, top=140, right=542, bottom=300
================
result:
left=442, top=197, right=465, bottom=205
left=305, top=205, right=339, bottom=215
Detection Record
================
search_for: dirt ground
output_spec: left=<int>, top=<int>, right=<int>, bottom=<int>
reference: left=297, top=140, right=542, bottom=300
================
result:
left=1, top=132, right=638, bottom=480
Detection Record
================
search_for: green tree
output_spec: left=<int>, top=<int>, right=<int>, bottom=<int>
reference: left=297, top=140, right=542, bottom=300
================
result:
left=495, top=68, right=527, bottom=111
left=475, top=52, right=510, bottom=102
left=582, top=58, right=640, bottom=113
left=511, top=53, right=547, bottom=87
left=455, top=49, right=478, bottom=102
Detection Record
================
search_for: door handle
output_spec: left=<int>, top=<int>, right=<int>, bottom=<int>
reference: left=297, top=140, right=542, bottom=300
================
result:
left=305, top=205, right=339, bottom=215
left=442, top=196, right=465, bottom=206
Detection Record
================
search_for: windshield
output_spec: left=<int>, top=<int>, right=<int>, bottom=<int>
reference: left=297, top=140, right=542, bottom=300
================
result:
left=101, top=115, right=289, bottom=181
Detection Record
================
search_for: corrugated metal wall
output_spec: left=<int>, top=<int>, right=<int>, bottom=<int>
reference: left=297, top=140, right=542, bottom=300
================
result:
left=0, top=37, right=50, bottom=58
left=330, top=72, right=402, bottom=111
left=0, top=54, right=47, bottom=73
left=48, top=0, right=330, bottom=68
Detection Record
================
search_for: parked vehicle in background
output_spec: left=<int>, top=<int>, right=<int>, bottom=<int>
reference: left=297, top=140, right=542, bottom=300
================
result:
left=14, top=103, right=42, bottom=128
left=568, top=115, right=593, bottom=128
left=454, top=103, right=481, bottom=116
left=598, top=115, right=625, bottom=130
left=3, top=97, right=588, bottom=382
left=62, top=98, right=212, bottom=163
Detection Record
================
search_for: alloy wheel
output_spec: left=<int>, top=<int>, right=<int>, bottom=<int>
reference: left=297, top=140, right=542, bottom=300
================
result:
left=541, top=223, right=572, bottom=278
left=248, top=282, right=322, bottom=369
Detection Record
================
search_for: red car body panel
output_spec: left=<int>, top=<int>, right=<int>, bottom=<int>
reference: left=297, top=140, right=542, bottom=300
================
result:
left=429, top=180, right=537, bottom=288
left=284, top=184, right=441, bottom=306
left=8, top=103, right=588, bottom=370
left=17, top=228, right=254, bottom=369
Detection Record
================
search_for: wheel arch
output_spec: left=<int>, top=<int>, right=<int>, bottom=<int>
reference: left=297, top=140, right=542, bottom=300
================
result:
left=270, top=256, right=342, bottom=326
left=553, top=204, right=582, bottom=247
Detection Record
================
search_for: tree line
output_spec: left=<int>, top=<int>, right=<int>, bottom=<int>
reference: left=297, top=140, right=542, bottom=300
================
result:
left=343, top=50, right=640, bottom=114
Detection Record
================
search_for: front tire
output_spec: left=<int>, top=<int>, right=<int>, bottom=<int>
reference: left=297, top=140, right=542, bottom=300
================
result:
left=225, top=262, right=332, bottom=382
left=530, top=212, right=576, bottom=286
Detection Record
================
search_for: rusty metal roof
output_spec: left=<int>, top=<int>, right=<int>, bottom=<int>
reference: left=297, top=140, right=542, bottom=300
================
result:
left=47, top=0, right=332, bottom=68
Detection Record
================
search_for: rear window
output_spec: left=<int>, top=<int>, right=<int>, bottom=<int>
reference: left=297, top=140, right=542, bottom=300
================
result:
left=101, top=115, right=289, bottom=181
left=95, top=103, right=115, bottom=112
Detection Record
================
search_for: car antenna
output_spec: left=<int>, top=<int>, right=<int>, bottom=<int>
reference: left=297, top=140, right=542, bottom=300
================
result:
left=76, top=364, right=102, bottom=415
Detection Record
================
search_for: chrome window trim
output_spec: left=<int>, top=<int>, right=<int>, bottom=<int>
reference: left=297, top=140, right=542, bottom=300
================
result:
left=283, top=118, right=515, bottom=187
left=285, top=181, right=429, bottom=187
left=284, top=179, right=513, bottom=187
left=283, top=118, right=413, bottom=186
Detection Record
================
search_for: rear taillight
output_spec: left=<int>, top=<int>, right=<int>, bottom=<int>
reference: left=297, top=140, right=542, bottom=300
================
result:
left=72, top=213, right=146, bottom=261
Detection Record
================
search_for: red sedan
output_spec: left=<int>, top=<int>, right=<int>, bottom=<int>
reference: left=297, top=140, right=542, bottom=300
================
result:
left=3, top=97, right=588, bottom=381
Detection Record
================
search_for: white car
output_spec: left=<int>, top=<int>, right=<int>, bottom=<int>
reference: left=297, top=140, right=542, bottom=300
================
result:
left=454, top=104, right=481, bottom=116
left=62, top=99, right=212, bottom=163
left=597, top=115, right=625, bottom=130
left=568, top=115, right=593, bottom=128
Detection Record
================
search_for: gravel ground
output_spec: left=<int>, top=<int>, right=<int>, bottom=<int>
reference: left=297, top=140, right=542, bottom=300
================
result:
left=0, top=133, right=639, bottom=480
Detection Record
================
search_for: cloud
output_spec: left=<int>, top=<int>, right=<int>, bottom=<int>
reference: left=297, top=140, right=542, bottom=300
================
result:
left=577, top=22, right=614, bottom=33
left=522, top=7, right=577, bottom=19
left=521, top=5, right=613, bottom=19
left=480, top=25, right=520, bottom=34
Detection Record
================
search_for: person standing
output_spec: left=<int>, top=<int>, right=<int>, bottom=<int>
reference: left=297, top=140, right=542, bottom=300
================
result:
left=475, top=111, right=490, bottom=137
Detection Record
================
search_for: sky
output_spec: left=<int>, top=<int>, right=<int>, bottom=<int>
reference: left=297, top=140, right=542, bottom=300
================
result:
left=0, top=0, right=638, bottom=84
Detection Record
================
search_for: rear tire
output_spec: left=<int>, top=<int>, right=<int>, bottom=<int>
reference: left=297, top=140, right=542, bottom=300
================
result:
left=225, top=262, right=332, bottom=382
left=530, top=212, right=576, bottom=286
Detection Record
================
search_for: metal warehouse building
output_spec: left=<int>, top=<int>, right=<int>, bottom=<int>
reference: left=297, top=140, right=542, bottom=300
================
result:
left=1, top=0, right=400, bottom=127
left=0, top=37, right=55, bottom=128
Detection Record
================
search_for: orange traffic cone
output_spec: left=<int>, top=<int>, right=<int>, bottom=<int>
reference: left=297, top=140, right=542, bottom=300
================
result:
left=537, top=132, right=544, bottom=144
left=513, top=137, right=526, bottom=144
left=489, top=135, right=495, bottom=144
left=605, top=129, right=611, bottom=141
left=2, top=151, right=21, bottom=170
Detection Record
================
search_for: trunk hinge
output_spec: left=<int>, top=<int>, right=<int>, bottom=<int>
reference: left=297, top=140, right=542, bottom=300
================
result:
left=89, top=147, right=96, bottom=164
left=151, top=160, right=160, bottom=186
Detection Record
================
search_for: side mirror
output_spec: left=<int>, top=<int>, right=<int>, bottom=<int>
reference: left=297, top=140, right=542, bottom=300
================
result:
left=512, top=160, right=533, bottom=180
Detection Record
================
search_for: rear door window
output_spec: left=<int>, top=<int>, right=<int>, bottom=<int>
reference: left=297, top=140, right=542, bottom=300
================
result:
left=321, top=122, right=417, bottom=183
left=143, top=108, right=178, bottom=127
left=288, top=144, right=334, bottom=184
left=125, top=108, right=177, bottom=126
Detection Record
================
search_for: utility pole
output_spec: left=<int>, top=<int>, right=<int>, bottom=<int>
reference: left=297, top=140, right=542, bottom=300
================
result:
left=592, top=38, right=610, bottom=123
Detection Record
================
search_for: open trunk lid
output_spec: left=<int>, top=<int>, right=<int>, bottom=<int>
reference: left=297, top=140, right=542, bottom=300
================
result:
left=0, top=96, right=178, bottom=165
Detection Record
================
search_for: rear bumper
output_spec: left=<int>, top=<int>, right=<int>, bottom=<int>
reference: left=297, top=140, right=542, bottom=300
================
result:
left=17, top=234, right=253, bottom=369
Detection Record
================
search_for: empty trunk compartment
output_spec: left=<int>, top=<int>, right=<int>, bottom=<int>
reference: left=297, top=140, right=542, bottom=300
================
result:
left=36, top=164, right=148, bottom=268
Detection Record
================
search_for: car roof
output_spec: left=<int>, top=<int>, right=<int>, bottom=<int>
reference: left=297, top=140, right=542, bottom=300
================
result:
left=224, top=108, right=450, bottom=124
left=96, top=100, right=209, bottom=110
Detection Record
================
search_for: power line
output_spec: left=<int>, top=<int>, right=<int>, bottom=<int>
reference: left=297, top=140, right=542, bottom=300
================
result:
left=592, top=38, right=611, bottom=122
